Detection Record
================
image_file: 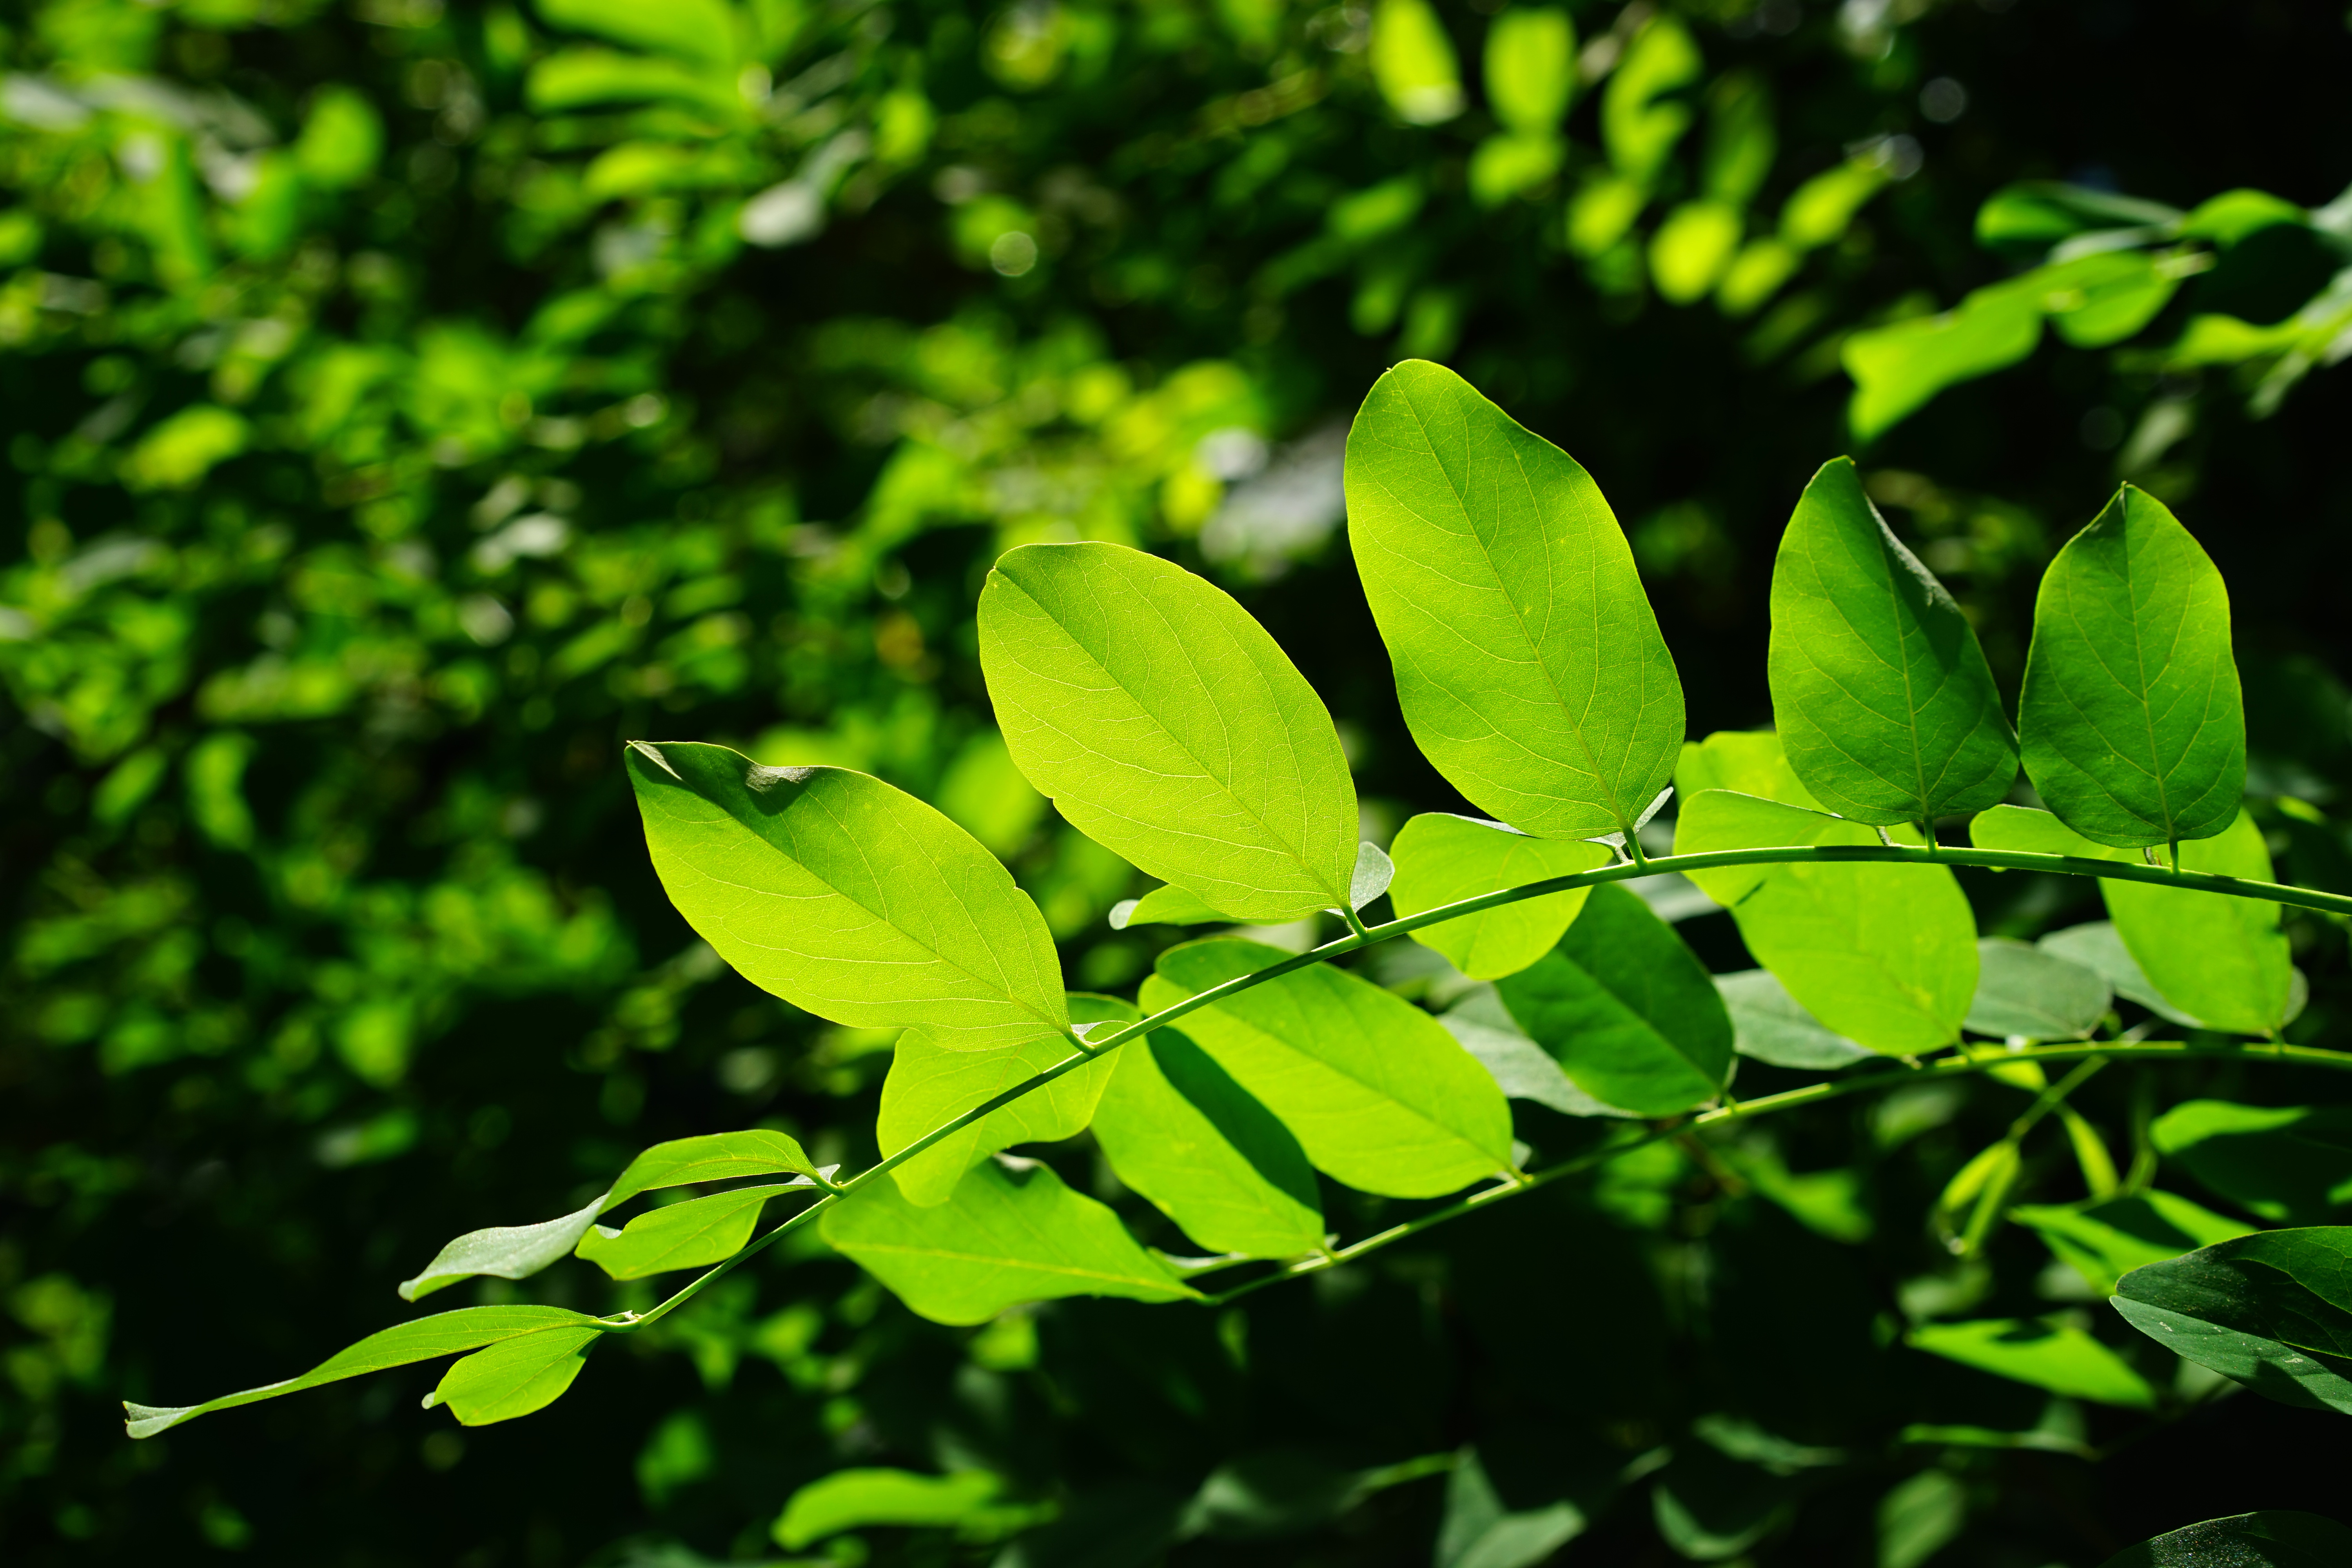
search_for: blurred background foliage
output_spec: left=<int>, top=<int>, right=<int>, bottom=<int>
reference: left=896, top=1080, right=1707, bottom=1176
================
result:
left=4, top=0, right=2352, bottom=1563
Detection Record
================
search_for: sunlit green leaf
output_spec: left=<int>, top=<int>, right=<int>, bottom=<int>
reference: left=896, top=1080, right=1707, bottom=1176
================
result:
left=2018, top=485, right=2245, bottom=847
left=1091, top=1025, right=1324, bottom=1259
left=1368, top=0, right=1463, bottom=125
left=1843, top=279, right=2043, bottom=439
left=1601, top=15, right=1699, bottom=186
left=626, top=743, right=1069, bottom=1052
left=1494, top=886, right=1731, bottom=1116
left=2100, top=1512, right=2352, bottom=1568
left=1968, top=806, right=2291, bottom=1035
left=2036, top=252, right=2181, bottom=348
left=2012, top=1190, right=2254, bottom=1296
left=1483, top=10, right=1574, bottom=136
left=123, top=1306, right=597, bottom=1437
left=1965, top=938, right=2111, bottom=1040
left=775, top=1468, right=1003, bottom=1550
left=2037, top=921, right=2201, bottom=1026
left=2151, top=1100, right=2352, bottom=1225
left=1141, top=938, right=1514, bottom=1197
left=821, top=1158, right=1197, bottom=1325
left=2112, top=1228, right=2352, bottom=1413
left=1388, top=813, right=1612, bottom=981
left=1438, top=989, right=1633, bottom=1118
left=1767, top=457, right=2016, bottom=824
left=427, top=1325, right=601, bottom=1426
left=1344, top=359, right=1684, bottom=839
left=575, top=1183, right=800, bottom=1280
left=605, top=1130, right=822, bottom=1206
left=1676, top=789, right=1976, bottom=1054
left=1907, top=1318, right=2158, bottom=1410
left=1111, top=884, right=1242, bottom=929
left=979, top=542, right=1358, bottom=923
left=1674, top=728, right=1825, bottom=810
left=535, top=0, right=738, bottom=69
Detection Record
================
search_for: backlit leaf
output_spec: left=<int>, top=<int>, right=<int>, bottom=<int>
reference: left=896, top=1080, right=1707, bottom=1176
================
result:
left=2112, top=1228, right=2352, bottom=1413
left=1141, top=938, right=1514, bottom=1198
left=1842, top=279, right=2043, bottom=439
left=1388, top=813, right=1613, bottom=981
left=1344, top=360, right=1685, bottom=840
left=1494, top=885, right=1732, bottom=1116
left=575, top=1183, right=801, bottom=1280
left=2151, top=1101, right=2352, bottom=1225
left=606, top=1130, right=822, bottom=1205
left=1767, top=457, right=2017, bottom=824
left=626, top=743, right=1069, bottom=1052
left=978, top=542, right=1358, bottom=923
left=2018, top=485, right=2245, bottom=848
left=821, top=1158, right=1197, bottom=1325
left=1907, top=1318, right=2158, bottom=1410
left=398, top=1192, right=610, bottom=1303
left=775, top=1469, right=1003, bottom=1550
left=2037, top=921, right=2201, bottom=1026
left=1439, top=989, right=1633, bottom=1118
left=1111, top=884, right=1242, bottom=929
left=427, top=1326, right=601, bottom=1426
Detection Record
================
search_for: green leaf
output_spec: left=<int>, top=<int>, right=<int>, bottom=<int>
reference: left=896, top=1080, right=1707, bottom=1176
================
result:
left=1675, top=790, right=1978, bottom=1054
left=1110, top=884, right=1243, bottom=929
left=2012, top=1191, right=2255, bottom=1296
left=775, top=1468, right=1003, bottom=1550
left=575, top=1183, right=801, bottom=1280
left=1438, top=989, right=1633, bottom=1118
left=2151, top=1101, right=2352, bottom=1225
left=123, top=1305, right=596, bottom=1437
left=2100, top=1513, right=2352, bottom=1568
left=1482, top=10, right=1574, bottom=137
left=1369, top=0, right=1464, bottom=125
left=606, top=1130, right=822, bottom=1205
left=2038, top=921, right=2201, bottom=1027
left=2038, top=251, right=2181, bottom=348
left=1968, top=806, right=2292, bottom=1035
left=1140, top=938, right=1515, bottom=1198
left=426, top=1325, right=601, bottom=1426
left=1907, top=1318, right=2158, bottom=1410
left=626, top=743, right=1069, bottom=1052
left=1878, top=1470, right=1968, bottom=1568
left=820, top=1157, right=1197, bottom=1325
left=398, top=1193, right=610, bottom=1303
left=1965, top=938, right=2111, bottom=1040
left=978, top=542, right=1359, bottom=923
left=1091, top=1025, right=1324, bottom=1259
left=1435, top=1449, right=1586, bottom=1568
left=876, top=995, right=1123, bottom=1205
left=2112, top=1228, right=2352, bottom=1413
left=1494, top=885, right=1732, bottom=1116
left=1713, top=969, right=1873, bottom=1069
left=1767, top=457, right=2017, bottom=824
left=1343, top=359, right=1685, bottom=839
left=535, top=0, right=739, bottom=69
left=2017, top=485, right=2245, bottom=848
left=1387, top=813, right=1613, bottom=981
left=1601, top=15, right=1699, bottom=186
left=1675, top=728, right=1825, bottom=811
left=1842, top=279, right=2043, bottom=440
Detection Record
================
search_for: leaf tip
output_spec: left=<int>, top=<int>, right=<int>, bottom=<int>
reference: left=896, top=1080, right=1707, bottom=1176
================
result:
left=1107, top=898, right=1138, bottom=931
left=123, top=1401, right=193, bottom=1439
left=624, top=739, right=681, bottom=779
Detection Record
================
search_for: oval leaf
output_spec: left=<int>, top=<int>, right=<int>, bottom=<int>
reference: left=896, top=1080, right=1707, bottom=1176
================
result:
left=978, top=541, right=1357, bottom=922
left=2019, top=485, right=2245, bottom=848
left=1343, top=359, right=1685, bottom=838
left=821, top=1157, right=1197, bottom=1325
left=427, top=1326, right=602, bottom=1426
left=1140, top=938, right=1514, bottom=1198
left=1965, top=938, right=2112, bottom=1041
left=398, top=1192, right=610, bottom=1303
left=626, top=743, right=1069, bottom=1052
left=2101, top=1513, right=2352, bottom=1568
left=606, top=1130, right=821, bottom=1207
left=1494, top=884, right=1732, bottom=1116
left=2112, top=1229, right=2352, bottom=1414
left=1767, top=457, right=2017, bottom=824
left=1388, top=813, right=1613, bottom=981
left=1713, top=969, right=1873, bottom=1069
left=777, top=1470, right=1004, bottom=1551
left=575, top=1183, right=800, bottom=1279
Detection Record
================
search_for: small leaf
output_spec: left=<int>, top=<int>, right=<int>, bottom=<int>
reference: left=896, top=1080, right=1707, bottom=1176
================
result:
left=877, top=995, right=1122, bottom=1205
left=575, top=1183, right=800, bottom=1280
left=398, top=1192, right=610, bottom=1303
left=606, top=1130, right=821, bottom=1206
left=1676, top=789, right=1977, bottom=1054
left=1091, top=1025, right=1324, bottom=1259
left=2151, top=1100, right=2352, bottom=1225
left=1767, top=457, right=2018, bottom=824
left=1878, top=1470, right=1968, bottom=1568
left=627, top=744, right=1069, bottom=1052
left=1344, top=360, right=1685, bottom=839
left=978, top=541, right=1359, bottom=923
left=1713, top=970, right=1873, bottom=1069
left=1348, top=840, right=1394, bottom=911
left=1141, top=938, right=1515, bottom=1198
left=2100, top=1513, right=2352, bottom=1568
left=1436, top=1448, right=1586, bottom=1568
left=2018, top=486, right=2245, bottom=848
left=775, top=1468, right=1003, bottom=1551
left=427, top=1325, right=601, bottom=1426
left=1907, top=1318, right=2158, bottom=1410
left=1388, top=813, right=1613, bottom=982
left=1494, top=885, right=1733, bottom=1116
left=820, top=1157, right=1197, bottom=1325
left=1969, top=806, right=2292, bottom=1035
left=1111, top=884, right=1243, bottom=930
left=1842, top=279, right=2043, bottom=439
left=1965, top=938, right=2112, bottom=1040
left=123, top=1306, right=595, bottom=1437
left=2112, top=1228, right=2352, bottom=1413
left=2011, top=1191, right=2254, bottom=1296
left=1438, top=989, right=1634, bottom=1118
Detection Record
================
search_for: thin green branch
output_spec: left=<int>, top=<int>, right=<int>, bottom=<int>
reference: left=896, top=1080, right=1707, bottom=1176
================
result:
left=607, top=844, right=2352, bottom=1333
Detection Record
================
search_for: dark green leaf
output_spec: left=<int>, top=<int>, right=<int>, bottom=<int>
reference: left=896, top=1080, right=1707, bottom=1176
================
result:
left=2012, top=1191, right=2254, bottom=1295
left=1767, top=457, right=2017, bottom=823
left=1439, top=988, right=1634, bottom=1117
left=2152, top=1101, right=2352, bottom=1224
left=2113, top=1229, right=2352, bottom=1414
left=1435, top=1448, right=1586, bottom=1568
left=2100, top=1512, right=2352, bottom=1568
left=1713, top=969, right=1873, bottom=1069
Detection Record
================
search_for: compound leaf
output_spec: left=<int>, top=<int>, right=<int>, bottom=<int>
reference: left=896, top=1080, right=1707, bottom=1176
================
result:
left=978, top=541, right=1357, bottom=923
left=1388, top=813, right=1613, bottom=981
left=2019, top=485, right=2245, bottom=848
left=1494, top=885, right=1732, bottom=1116
left=2112, top=1228, right=2352, bottom=1413
left=1343, top=359, right=1684, bottom=839
left=821, top=1158, right=1197, bottom=1325
left=1965, top=937, right=2111, bottom=1040
left=1969, top=805, right=2291, bottom=1036
left=2101, top=1513, right=2352, bottom=1568
left=1767, top=457, right=2017, bottom=825
left=626, top=743, right=1069, bottom=1052
left=1141, top=938, right=1514, bottom=1198
left=1907, top=1317, right=2158, bottom=1410
left=1675, top=789, right=1976, bottom=1054
left=426, top=1326, right=602, bottom=1426
left=1091, top=1025, right=1325, bottom=1259
left=575, top=1183, right=801, bottom=1280
left=123, top=1305, right=596, bottom=1437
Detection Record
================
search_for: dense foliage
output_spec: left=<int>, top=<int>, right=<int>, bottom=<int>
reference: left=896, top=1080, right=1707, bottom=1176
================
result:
left=5, top=0, right=2352, bottom=1564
